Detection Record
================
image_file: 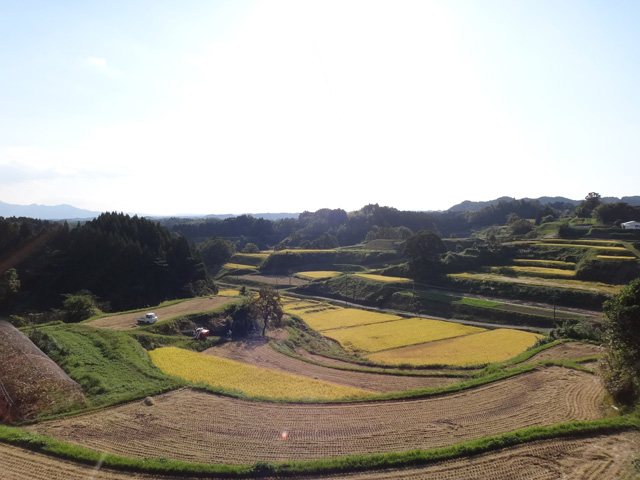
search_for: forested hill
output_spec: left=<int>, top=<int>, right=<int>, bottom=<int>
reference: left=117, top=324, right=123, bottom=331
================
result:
left=167, top=200, right=561, bottom=249
left=0, top=213, right=213, bottom=315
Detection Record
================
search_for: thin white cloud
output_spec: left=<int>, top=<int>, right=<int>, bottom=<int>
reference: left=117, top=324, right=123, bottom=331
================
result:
left=87, top=56, right=107, bottom=68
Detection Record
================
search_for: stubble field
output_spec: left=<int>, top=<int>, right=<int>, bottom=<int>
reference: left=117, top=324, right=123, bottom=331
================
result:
left=26, top=367, right=605, bottom=465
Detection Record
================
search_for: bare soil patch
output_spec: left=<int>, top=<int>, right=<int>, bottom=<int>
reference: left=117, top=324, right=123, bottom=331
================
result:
left=87, top=297, right=237, bottom=331
left=27, top=367, right=606, bottom=465
left=203, top=339, right=459, bottom=394
left=3, top=431, right=638, bottom=479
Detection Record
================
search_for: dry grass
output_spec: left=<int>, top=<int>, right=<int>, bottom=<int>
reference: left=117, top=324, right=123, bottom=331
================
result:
left=149, top=346, right=372, bottom=400
left=367, top=329, right=542, bottom=366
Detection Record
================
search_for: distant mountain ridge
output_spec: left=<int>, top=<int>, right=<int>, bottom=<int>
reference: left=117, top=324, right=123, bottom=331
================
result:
left=0, top=201, right=299, bottom=221
left=0, top=201, right=102, bottom=220
left=2, top=195, right=639, bottom=220
left=447, top=196, right=640, bottom=213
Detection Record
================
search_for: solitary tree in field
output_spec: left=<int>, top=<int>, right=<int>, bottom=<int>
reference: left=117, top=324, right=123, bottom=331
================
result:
left=254, top=285, right=283, bottom=336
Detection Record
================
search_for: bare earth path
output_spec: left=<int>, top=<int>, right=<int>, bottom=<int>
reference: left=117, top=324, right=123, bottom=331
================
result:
left=202, top=338, right=461, bottom=393
left=26, top=366, right=605, bottom=465
left=87, top=297, right=237, bottom=331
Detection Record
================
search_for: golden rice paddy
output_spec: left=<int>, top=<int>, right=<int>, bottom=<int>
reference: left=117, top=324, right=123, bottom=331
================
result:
left=149, top=347, right=372, bottom=400
left=498, top=266, right=576, bottom=277
left=298, top=307, right=403, bottom=331
left=323, top=317, right=485, bottom=354
left=297, top=270, right=342, bottom=279
left=367, top=329, right=543, bottom=366
left=223, top=263, right=258, bottom=270
left=354, top=273, right=412, bottom=283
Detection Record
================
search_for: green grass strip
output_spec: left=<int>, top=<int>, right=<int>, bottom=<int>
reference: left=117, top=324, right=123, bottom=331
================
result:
left=1, top=417, right=638, bottom=477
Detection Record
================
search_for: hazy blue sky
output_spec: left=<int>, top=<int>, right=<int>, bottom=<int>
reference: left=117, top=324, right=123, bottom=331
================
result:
left=1, top=0, right=639, bottom=215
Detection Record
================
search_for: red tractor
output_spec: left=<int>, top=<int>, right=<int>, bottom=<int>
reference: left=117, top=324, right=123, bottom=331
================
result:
left=193, top=327, right=210, bottom=340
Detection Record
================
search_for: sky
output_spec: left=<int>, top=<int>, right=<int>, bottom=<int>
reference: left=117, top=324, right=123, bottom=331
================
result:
left=1, top=0, right=639, bottom=216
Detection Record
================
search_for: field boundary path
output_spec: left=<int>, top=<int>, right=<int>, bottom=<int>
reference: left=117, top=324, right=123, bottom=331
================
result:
left=87, top=296, right=237, bottom=331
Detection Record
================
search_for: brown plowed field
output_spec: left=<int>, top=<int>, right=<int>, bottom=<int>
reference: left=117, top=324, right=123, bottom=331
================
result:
left=26, top=367, right=606, bottom=465
left=202, top=338, right=460, bottom=393
left=87, top=297, right=237, bottom=331
left=2, top=431, right=638, bottom=479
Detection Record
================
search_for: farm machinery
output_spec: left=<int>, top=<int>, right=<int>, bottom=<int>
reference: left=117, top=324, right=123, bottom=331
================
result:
left=193, top=327, right=210, bottom=340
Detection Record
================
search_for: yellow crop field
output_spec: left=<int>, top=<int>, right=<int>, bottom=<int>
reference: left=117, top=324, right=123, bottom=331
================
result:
left=297, top=271, right=342, bottom=280
left=217, top=288, right=240, bottom=296
left=597, top=255, right=637, bottom=260
left=149, top=347, right=372, bottom=400
left=513, top=259, right=575, bottom=268
left=323, top=317, right=485, bottom=353
left=354, top=273, right=412, bottom=283
left=223, top=263, right=258, bottom=270
left=300, top=307, right=403, bottom=331
left=497, top=266, right=576, bottom=277
left=367, top=329, right=543, bottom=366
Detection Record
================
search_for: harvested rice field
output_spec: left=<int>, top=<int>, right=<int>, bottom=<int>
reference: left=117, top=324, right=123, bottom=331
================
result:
left=26, top=367, right=606, bottom=465
left=3, top=431, right=638, bottom=480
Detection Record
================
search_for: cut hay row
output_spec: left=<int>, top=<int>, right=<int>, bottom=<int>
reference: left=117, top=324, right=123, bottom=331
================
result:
left=26, top=367, right=606, bottom=465
left=322, top=317, right=485, bottom=354
left=596, top=255, right=638, bottom=260
left=149, top=347, right=373, bottom=400
left=2, top=430, right=638, bottom=479
left=366, top=329, right=542, bottom=367
left=87, top=297, right=237, bottom=331
left=201, top=340, right=461, bottom=393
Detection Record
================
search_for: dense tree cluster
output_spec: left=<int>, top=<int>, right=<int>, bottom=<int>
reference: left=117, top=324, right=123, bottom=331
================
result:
left=0, top=213, right=214, bottom=315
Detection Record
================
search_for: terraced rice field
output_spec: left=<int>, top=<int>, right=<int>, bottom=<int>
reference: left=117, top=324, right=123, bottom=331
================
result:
left=526, top=341, right=605, bottom=363
left=297, top=271, right=342, bottom=279
left=3, top=431, right=638, bottom=479
left=322, top=317, right=485, bottom=354
left=367, top=329, right=542, bottom=366
left=354, top=273, right=412, bottom=283
left=298, top=306, right=403, bottom=331
left=149, top=347, right=373, bottom=400
left=87, top=297, right=237, bottom=331
left=449, top=272, right=622, bottom=294
left=202, top=338, right=461, bottom=393
left=26, top=366, right=605, bottom=465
